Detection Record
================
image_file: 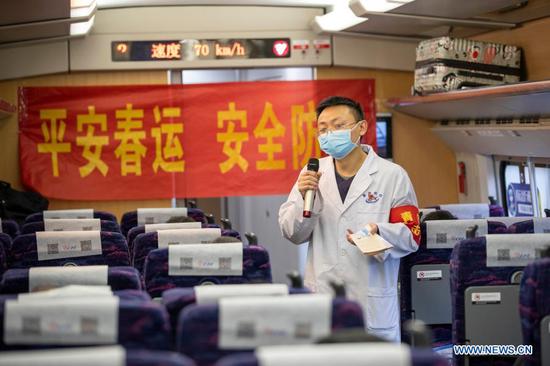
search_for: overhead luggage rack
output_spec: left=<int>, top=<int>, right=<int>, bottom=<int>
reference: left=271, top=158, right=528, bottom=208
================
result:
left=386, top=80, right=550, bottom=121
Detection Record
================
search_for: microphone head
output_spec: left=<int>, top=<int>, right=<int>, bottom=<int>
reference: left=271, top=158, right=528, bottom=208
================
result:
left=307, top=158, right=319, bottom=172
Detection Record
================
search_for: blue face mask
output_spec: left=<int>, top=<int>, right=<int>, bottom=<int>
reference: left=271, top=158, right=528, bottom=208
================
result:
left=318, top=123, right=361, bottom=160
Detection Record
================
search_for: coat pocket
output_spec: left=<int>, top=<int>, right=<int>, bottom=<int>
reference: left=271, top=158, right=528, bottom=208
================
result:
left=366, top=286, right=399, bottom=330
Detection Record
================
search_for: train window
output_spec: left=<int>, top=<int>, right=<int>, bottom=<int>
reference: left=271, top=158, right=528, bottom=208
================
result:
left=501, top=161, right=550, bottom=216
left=376, top=113, right=393, bottom=160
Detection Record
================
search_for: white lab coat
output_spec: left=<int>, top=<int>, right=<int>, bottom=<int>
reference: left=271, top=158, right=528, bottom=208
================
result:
left=278, top=145, right=419, bottom=342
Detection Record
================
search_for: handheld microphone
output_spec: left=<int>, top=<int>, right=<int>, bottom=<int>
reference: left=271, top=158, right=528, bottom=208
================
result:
left=303, top=158, right=319, bottom=218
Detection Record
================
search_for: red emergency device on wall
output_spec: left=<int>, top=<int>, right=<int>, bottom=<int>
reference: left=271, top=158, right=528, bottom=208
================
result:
left=458, top=162, right=467, bottom=194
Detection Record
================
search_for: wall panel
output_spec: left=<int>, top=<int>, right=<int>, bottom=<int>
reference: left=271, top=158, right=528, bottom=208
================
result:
left=474, top=16, right=550, bottom=81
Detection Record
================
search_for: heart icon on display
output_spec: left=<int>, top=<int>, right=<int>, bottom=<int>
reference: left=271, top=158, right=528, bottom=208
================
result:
left=273, top=40, right=289, bottom=57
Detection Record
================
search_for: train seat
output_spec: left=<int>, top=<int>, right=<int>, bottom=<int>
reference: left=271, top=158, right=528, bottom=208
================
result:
left=9, top=231, right=130, bottom=268
left=0, top=265, right=141, bottom=293
left=176, top=294, right=364, bottom=366
left=519, top=257, right=550, bottom=366
left=451, top=234, right=550, bottom=366
left=133, top=229, right=240, bottom=273
left=143, top=242, right=272, bottom=298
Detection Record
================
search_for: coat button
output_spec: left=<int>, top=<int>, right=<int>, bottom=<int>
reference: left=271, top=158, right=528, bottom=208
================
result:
left=341, top=249, right=346, bottom=256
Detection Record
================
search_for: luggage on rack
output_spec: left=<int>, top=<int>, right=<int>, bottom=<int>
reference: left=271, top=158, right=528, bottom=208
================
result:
left=414, top=37, right=522, bottom=95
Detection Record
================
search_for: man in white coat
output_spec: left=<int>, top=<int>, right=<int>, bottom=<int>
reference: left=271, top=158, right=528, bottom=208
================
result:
left=279, top=96, right=420, bottom=342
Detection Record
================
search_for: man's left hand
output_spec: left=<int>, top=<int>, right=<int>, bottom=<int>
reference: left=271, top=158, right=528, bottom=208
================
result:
left=346, top=223, right=379, bottom=245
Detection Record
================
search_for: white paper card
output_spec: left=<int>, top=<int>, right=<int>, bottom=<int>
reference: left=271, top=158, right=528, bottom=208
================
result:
left=416, top=270, right=442, bottom=280
left=36, top=231, right=102, bottom=261
left=137, top=208, right=189, bottom=225
left=158, top=228, right=222, bottom=248
left=440, top=203, right=490, bottom=219
left=486, top=234, right=550, bottom=267
left=534, top=218, right=550, bottom=234
left=256, top=343, right=411, bottom=366
left=29, top=265, right=108, bottom=292
left=349, top=233, right=393, bottom=255
left=426, top=219, right=488, bottom=249
left=4, top=297, right=119, bottom=345
left=44, top=219, right=101, bottom=232
left=0, top=346, right=125, bottom=366
left=471, top=292, right=501, bottom=304
left=43, top=209, right=94, bottom=220
left=219, top=294, right=332, bottom=350
left=168, top=243, right=243, bottom=276
left=145, top=222, right=202, bottom=233
left=195, top=284, right=289, bottom=305
left=19, top=285, right=113, bottom=302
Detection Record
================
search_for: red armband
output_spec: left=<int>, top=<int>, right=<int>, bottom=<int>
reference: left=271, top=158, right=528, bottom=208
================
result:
left=389, top=205, right=421, bottom=244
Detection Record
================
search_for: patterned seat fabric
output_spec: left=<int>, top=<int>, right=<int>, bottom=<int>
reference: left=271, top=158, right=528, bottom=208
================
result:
left=0, top=290, right=149, bottom=302
left=21, top=219, right=121, bottom=235
left=450, top=237, right=523, bottom=366
left=132, top=229, right=241, bottom=273
left=1, top=219, right=20, bottom=239
left=25, top=210, right=117, bottom=224
left=9, top=232, right=130, bottom=268
left=0, top=298, right=171, bottom=350
left=489, top=205, right=505, bottom=217
left=176, top=297, right=364, bottom=366
left=519, top=258, right=550, bottom=366
left=507, top=220, right=534, bottom=234
left=0, top=266, right=141, bottom=293
left=126, top=350, right=197, bottom=366
left=143, top=246, right=272, bottom=298
left=121, top=209, right=206, bottom=238
left=0, top=236, right=7, bottom=276
left=215, top=348, right=448, bottom=366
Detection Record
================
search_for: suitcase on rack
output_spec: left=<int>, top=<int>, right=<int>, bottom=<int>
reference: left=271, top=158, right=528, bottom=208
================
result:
left=414, top=36, right=522, bottom=95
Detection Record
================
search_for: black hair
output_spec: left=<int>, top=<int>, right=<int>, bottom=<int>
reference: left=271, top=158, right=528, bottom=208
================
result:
left=316, top=96, right=365, bottom=122
left=422, top=210, right=457, bottom=222
left=212, top=236, right=241, bottom=243
left=166, top=215, right=196, bottom=223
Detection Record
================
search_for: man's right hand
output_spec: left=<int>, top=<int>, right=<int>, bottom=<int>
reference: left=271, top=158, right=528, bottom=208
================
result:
left=298, top=171, right=322, bottom=198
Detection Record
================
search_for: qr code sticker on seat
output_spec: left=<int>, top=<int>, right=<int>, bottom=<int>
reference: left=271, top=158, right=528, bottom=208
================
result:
left=219, top=257, right=232, bottom=270
left=80, top=240, right=92, bottom=251
left=498, top=249, right=510, bottom=261
left=236, top=321, right=256, bottom=338
left=80, top=317, right=98, bottom=335
left=294, top=322, right=312, bottom=339
left=436, top=233, right=447, bottom=244
left=180, top=257, right=193, bottom=270
left=22, top=317, right=41, bottom=335
left=47, top=243, right=59, bottom=255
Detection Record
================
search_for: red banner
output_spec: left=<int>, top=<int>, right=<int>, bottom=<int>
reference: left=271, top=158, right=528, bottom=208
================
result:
left=19, top=80, right=375, bottom=200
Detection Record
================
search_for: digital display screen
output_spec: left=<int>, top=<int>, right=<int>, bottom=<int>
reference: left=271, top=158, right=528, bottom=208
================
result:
left=112, top=39, right=291, bottom=62
left=376, top=115, right=392, bottom=159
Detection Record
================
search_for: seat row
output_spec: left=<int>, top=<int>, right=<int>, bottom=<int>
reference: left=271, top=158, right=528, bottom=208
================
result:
left=0, top=279, right=449, bottom=366
left=401, top=209, right=550, bottom=366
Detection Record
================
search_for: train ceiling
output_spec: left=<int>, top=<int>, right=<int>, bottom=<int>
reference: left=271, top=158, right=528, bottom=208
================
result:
left=1, top=0, right=550, bottom=47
